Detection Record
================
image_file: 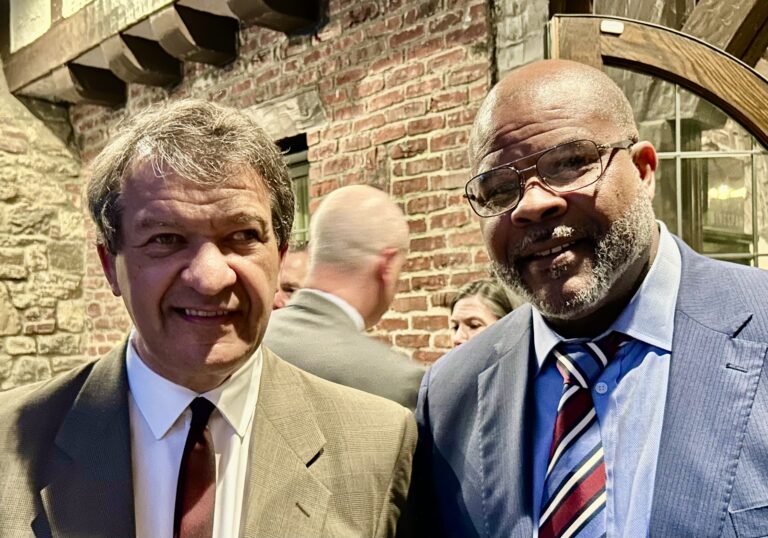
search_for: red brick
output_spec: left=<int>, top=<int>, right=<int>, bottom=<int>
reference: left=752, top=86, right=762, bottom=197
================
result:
left=369, top=89, right=405, bottom=111
left=469, top=80, right=489, bottom=101
left=353, top=75, right=385, bottom=98
left=429, top=11, right=463, bottom=33
left=433, top=334, right=453, bottom=349
left=474, top=250, right=490, bottom=264
left=410, top=234, right=446, bottom=251
left=335, top=103, right=365, bottom=121
left=430, top=131, right=468, bottom=152
left=446, top=107, right=479, bottom=127
left=320, top=57, right=342, bottom=76
left=353, top=114, right=386, bottom=132
left=392, top=176, right=428, bottom=196
left=386, top=63, right=425, bottom=88
left=445, top=149, right=470, bottom=170
left=340, top=135, right=371, bottom=152
left=430, top=210, right=471, bottom=229
left=310, top=179, right=340, bottom=197
left=427, top=48, right=466, bottom=72
left=336, top=68, right=367, bottom=85
left=412, top=315, right=448, bottom=330
left=323, top=155, right=357, bottom=175
left=385, top=101, right=428, bottom=123
left=334, top=30, right=365, bottom=53
left=308, top=141, right=338, bottom=160
left=389, top=25, right=425, bottom=49
left=413, top=350, right=444, bottom=364
left=404, top=0, right=440, bottom=25
left=407, top=116, right=444, bottom=135
left=323, top=123, right=351, bottom=140
left=446, top=22, right=486, bottom=45
left=405, top=36, right=445, bottom=61
left=322, top=88, right=349, bottom=106
left=389, top=138, right=428, bottom=160
left=430, top=172, right=469, bottom=190
left=405, top=156, right=443, bottom=176
left=429, top=89, right=467, bottom=112
left=392, top=296, right=429, bottom=312
left=448, top=229, right=483, bottom=247
left=433, top=251, right=472, bottom=269
left=397, top=277, right=412, bottom=293
left=378, top=317, right=409, bottom=331
left=448, top=62, right=488, bottom=86
left=370, top=51, right=404, bottom=73
left=404, top=255, right=431, bottom=272
left=371, top=124, right=406, bottom=145
left=405, top=77, right=443, bottom=98
left=395, top=334, right=430, bottom=348
left=408, top=218, right=427, bottom=234
left=450, top=271, right=489, bottom=287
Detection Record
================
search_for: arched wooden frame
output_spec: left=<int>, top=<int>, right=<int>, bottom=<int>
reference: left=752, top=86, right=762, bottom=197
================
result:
left=548, top=14, right=768, bottom=149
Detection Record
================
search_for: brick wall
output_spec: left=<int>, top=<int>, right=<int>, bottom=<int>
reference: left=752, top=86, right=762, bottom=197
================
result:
left=69, top=0, right=496, bottom=364
left=0, top=61, right=90, bottom=389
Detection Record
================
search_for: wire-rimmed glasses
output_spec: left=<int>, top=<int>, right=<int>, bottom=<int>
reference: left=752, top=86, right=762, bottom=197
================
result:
left=464, top=139, right=635, bottom=218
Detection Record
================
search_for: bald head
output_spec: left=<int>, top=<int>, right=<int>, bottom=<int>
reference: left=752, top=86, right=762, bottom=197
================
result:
left=470, top=59, right=638, bottom=173
left=310, top=185, right=409, bottom=272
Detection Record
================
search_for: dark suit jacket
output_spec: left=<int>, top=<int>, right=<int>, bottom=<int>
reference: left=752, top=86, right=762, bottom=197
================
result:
left=404, top=238, right=768, bottom=537
left=0, top=343, right=416, bottom=538
left=264, top=290, right=426, bottom=409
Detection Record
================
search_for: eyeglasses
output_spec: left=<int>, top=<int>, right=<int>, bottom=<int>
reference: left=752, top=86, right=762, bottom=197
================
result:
left=464, top=139, right=634, bottom=217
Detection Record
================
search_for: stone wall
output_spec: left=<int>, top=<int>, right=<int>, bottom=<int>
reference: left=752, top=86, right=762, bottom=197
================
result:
left=0, top=61, right=89, bottom=390
left=70, top=0, right=496, bottom=364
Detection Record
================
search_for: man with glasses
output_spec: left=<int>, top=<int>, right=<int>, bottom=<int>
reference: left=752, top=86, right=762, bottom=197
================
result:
left=402, top=59, right=768, bottom=537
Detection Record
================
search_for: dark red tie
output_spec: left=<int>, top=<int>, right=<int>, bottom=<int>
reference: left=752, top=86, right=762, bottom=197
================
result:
left=174, top=397, right=216, bottom=538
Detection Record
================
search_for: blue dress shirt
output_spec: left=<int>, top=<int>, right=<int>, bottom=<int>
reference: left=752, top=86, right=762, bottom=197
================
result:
left=531, top=222, right=682, bottom=537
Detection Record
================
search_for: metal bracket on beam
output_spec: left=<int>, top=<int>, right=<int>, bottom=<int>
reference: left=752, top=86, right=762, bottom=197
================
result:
left=101, top=33, right=182, bottom=86
left=150, top=4, right=238, bottom=65
left=227, top=0, right=321, bottom=33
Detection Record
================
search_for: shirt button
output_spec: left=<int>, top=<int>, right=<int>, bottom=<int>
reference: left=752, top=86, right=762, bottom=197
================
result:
left=595, top=382, right=608, bottom=395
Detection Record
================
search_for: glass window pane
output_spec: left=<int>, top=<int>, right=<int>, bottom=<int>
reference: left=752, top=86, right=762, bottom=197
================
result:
left=653, top=158, right=678, bottom=234
left=677, top=87, right=755, bottom=151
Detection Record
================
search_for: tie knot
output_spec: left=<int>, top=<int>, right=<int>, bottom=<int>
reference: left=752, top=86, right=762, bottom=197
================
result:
left=554, top=334, right=629, bottom=388
left=189, top=397, right=215, bottom=430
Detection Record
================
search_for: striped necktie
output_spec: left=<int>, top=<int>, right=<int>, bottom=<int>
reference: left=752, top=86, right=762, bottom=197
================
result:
left=539, top=334, right=628, bottom=538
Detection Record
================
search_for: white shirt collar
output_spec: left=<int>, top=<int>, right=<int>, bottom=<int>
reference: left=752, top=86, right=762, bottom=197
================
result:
left=125, top=330, right=262, bottom=440
left=532, top=220, right=682, bottom=369
left=302, top=288, right=366, bottom=331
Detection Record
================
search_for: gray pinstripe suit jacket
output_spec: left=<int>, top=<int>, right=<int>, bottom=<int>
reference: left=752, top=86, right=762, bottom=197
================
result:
left=0, top=344, right=416, bottom=537
left=404, top=237, right=768, bottom=538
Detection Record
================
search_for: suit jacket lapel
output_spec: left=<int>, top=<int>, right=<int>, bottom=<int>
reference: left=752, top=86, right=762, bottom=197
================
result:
left=39, top=344, right=135, bottom=538
left=651, top=241, right=767, bottom=535
left=240, top=349, right=330, bottom=538
left=476, top=306, right=536, bottom=538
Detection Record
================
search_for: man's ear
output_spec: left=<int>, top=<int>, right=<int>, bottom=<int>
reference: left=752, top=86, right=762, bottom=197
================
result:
left=377, top=248, right=400, bottom=286
left=631, top=141, right=657, bottom=201
left=96, top=244, right=122, bottom=297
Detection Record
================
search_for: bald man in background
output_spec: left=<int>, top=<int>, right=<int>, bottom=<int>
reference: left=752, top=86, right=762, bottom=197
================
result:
left=273, top=243, right=309, bottom=309
left=264, top=185, right=425, bottom=410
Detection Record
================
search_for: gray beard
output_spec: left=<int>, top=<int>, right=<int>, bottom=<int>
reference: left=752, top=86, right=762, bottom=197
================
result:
left=491, top=190, right=656, bottom=320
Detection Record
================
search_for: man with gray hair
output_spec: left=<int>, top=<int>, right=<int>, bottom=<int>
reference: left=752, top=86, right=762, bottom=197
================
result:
left=0, top=100, right=415, bottom=538
left=265, top=185, right=425, bottom=410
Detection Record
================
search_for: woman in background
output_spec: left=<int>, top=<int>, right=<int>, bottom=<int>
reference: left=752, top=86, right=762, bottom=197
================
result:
left=449, top=278, right=518, bottom=347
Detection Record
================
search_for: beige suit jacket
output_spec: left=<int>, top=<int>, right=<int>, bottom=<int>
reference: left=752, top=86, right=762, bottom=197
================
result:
left=0, top=342, right=416, bottom=538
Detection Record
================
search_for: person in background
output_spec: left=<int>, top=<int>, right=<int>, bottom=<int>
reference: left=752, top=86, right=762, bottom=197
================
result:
left=265, top=184, right=425, bottom=410
left=272, top=241, right=309, bottom=309
left=0, top=100, right=415, bottom=538
left=449, top=278, right=519, bottom=347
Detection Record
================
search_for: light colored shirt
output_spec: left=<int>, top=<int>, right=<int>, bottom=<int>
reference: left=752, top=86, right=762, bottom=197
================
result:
left=127, top=337, right=263, bottom=538
left=303, top=288, right=366, bottom=331
left=531, top=222, right=681, bottom=537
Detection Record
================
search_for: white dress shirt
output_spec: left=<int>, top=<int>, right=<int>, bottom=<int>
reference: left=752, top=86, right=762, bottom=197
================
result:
left=126, top=337, right=263, bottom=538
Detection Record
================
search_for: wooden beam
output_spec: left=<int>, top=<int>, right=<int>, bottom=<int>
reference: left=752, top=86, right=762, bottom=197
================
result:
left=682, top=0, right=768, bottom=67
left=150, top=4, right=238, bottom=65
left=101, top=33, right=182, bottom=86
left=550, top=15, right=768, bottom=149
left=3, top=0, right=175, bottom=93
left=15, top=63, right=125, bottom=107
left=549, top=0, right=593, bottom=18
left=227, top=0, right=321, bottom=33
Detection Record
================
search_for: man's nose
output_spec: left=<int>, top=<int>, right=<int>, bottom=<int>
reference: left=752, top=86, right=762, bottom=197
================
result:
left=510, top=176, right=567, bottom=225
left=181, top=243, right=237, bottom=295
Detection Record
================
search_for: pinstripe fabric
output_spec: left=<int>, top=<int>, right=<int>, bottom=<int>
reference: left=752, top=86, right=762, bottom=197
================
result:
left=539, top=337, right=626, bottom=538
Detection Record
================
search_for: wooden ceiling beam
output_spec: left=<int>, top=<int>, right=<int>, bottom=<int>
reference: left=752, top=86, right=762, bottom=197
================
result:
left=101, top=33, right=182, bottom=86
left=15, top=63, right=126, bottom=107
left=150, top=4, right=238, bottom=66
left=227, top=0, right=321, bottom=33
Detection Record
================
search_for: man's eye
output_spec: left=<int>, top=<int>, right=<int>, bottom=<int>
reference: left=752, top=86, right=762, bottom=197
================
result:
left=231, top=230, right=262, bottom=242
left=149, top=234, right=181, bottom=245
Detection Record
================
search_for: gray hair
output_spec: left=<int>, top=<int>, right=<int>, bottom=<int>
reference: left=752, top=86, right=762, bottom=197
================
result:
left=87, top=99, right=295, bottom=253
left=309, top=185, right=409, bottom=271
